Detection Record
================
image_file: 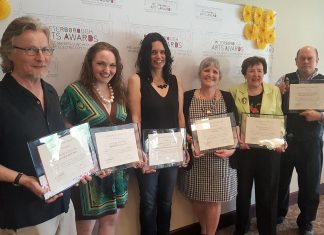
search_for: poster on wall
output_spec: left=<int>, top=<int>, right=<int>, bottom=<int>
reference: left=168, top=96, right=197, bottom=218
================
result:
left=0, top=0, right=274, bottom=94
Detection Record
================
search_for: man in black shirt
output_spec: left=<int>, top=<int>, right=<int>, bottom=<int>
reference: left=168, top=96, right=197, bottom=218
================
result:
left=276, top=46, right=324, bottom=235
left=0, top=16, right=78, bottom=234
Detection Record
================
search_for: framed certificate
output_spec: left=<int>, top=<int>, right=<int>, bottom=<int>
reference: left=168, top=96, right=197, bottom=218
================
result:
left=240, top=113, right=286, bottom=149
left=142, top=128, right=186, bottom=169
left=190, top=112, right=238, bottom=153
left=28, top=123, right=98, bottom=200
left=91, top=123, right=141, bottom=171
left=289, top=80, right=324, bottom=112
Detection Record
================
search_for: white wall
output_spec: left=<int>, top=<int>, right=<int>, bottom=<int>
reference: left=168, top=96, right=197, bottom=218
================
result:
left=116, top=1, right=324, bottom=234
left=1, top=0, right=323, bottom=234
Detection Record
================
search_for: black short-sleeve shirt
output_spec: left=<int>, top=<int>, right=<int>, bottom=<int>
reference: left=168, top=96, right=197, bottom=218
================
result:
left=0, top=73, right=70, bottom=229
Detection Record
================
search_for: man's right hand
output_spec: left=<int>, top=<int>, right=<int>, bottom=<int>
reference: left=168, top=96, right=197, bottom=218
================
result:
left=278, top=80, right=289, bottom=95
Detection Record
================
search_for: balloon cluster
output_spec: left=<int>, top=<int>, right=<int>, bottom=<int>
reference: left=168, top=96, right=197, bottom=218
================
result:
left=0, top=0, right=11, bottom=20
left=242, top=5, right=276, bottom=50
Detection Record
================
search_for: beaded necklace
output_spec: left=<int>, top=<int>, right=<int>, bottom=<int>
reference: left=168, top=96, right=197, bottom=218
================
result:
left=93, top=83, right=114, bottom=104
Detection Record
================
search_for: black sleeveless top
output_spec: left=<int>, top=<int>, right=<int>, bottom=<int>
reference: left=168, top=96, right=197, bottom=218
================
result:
left=140, top=74, right=179, bottom=129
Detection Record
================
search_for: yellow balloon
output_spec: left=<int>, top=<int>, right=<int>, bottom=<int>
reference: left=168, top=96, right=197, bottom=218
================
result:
left=0, top=0, right=11, bottom=20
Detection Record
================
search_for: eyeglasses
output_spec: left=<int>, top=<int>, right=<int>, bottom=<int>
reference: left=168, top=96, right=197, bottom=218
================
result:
left=13, top=46, right=54, bottom=56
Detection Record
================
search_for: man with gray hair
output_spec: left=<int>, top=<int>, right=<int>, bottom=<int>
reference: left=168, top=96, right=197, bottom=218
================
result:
left=276, top=46, right=324, bottom=235
left=0, top=16, right=78, bottom=234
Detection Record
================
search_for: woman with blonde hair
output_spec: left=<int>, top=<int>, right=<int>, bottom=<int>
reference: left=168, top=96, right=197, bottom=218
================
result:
left=179, top=57, right=238, bottom=235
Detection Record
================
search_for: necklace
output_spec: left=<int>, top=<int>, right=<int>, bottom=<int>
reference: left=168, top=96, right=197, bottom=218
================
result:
left=198, top=89, right=219, bottom=100
left=94, top=83, right=114, bottom=104
left=156, top=83, right=168, bottom=89
left=197, top=89, right=219, bottom=114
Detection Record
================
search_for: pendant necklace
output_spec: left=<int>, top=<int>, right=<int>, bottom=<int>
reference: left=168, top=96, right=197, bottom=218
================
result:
left=157, top=84, right=168, bottom=89
left=199, top=89, right=218, bottom=114
left=157, top=83, right=168, bottom=89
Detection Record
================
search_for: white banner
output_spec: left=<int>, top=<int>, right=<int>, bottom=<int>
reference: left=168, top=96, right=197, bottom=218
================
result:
left=0, top=0, right=274, bottom=94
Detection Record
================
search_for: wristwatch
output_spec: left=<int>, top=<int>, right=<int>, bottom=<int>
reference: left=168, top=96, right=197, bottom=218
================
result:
left=13, top=172, right=24, bottom=186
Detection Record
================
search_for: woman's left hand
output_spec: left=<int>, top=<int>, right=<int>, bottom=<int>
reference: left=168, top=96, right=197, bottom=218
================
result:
left=142, top=165, right=156, bottom=174
left=214, top=149, right=235, bottom=158
left=96, top=170, right=112, bottom=179
left=75, top=174, right=93, bottom=186
left=133, top=150, right=147, bottom=169
left=140, top=154, right=156, bottom=174
left=180, top=144, right=190, bottom=168
left=80, top=174, right=92, bottom=183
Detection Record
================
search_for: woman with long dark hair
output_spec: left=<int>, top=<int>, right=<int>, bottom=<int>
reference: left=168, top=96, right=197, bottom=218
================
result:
left=128, top=32, right=185, bottom=235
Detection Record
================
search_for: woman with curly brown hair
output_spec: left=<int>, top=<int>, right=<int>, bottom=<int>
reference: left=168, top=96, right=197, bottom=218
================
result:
left=60, top=42, right=128, bottom=235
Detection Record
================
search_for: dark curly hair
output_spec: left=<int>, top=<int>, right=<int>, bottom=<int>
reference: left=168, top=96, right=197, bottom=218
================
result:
left=136, top=32, right=173, bottom=83
left=78, top=42, right=126, bottom=105
left=241, top=56, right=267, bottom=76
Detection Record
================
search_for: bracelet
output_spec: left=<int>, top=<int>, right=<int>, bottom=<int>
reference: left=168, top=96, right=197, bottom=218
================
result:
left=13, top=172, right=24, bottom=187
left=321, top=112, right=324, bottom=122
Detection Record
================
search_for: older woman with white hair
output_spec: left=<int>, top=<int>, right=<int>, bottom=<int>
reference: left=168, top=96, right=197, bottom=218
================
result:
left=179, top=57, right=238, bottom=235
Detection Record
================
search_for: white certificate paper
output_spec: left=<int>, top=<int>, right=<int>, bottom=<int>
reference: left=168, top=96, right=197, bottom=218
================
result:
left=289, top=83, right=324, bottom=110
left=94, top=128, right=139, bottom=169
left=37, top=134, right=94, bottom=199
left=148, top=132, right=184, bottom=166
left=195, top=117, right=235, bottom=151
left=244, top=116, right=283, bottom=146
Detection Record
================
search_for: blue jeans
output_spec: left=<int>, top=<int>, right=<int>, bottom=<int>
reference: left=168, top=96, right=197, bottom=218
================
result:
left=136, top=167, right=178, bottom=235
